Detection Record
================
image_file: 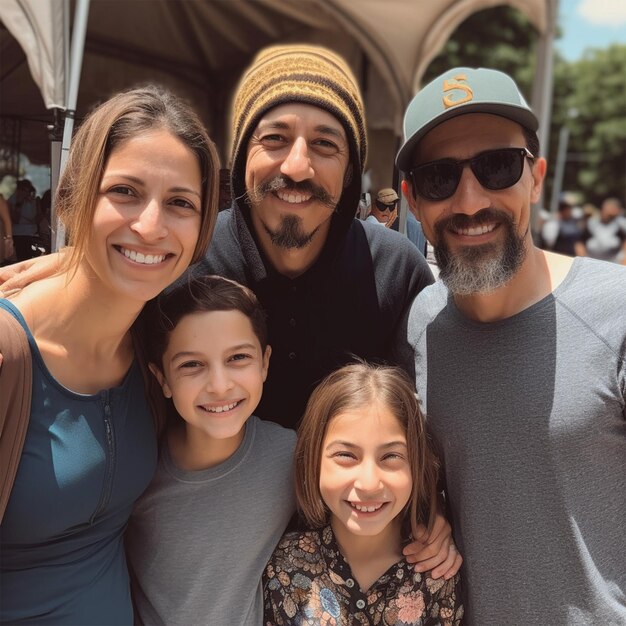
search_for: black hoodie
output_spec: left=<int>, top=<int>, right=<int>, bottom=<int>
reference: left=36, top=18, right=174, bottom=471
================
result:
left=192, top=194, right=434, bottom=428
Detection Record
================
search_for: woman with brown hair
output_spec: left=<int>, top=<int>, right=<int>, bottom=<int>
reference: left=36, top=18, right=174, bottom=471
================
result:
left=0, top=85, right=219, bottom=625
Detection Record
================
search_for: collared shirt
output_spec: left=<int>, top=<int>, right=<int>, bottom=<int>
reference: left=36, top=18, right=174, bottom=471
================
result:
left=264, top=526, right=463, bottom=625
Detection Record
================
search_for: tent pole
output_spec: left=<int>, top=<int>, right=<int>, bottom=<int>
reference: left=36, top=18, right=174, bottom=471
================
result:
left=533, top=0, right=559, bottom=161
left=530, top=0, right=558, bottom=235
left=49, top=0, right=70, bottom=252
left=53, top=0, right=90, bottom=253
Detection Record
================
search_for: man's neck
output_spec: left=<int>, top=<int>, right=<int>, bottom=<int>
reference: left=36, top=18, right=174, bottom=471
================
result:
left=452, top=247, right=575, bottom=323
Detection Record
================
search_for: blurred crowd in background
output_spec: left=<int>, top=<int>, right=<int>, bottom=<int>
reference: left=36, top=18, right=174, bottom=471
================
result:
left=537, top=194, right=626, bottom=264
left=0, top=177, right=51, bottom=265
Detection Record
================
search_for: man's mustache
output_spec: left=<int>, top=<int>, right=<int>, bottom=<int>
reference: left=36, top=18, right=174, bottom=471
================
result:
left=435, top=207, right=514, bottom=235
left=245, top=175, right=337, bottom=209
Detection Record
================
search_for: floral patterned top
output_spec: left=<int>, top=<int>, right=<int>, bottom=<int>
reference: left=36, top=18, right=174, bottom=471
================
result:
left=263, top=526, right=463, bottom=626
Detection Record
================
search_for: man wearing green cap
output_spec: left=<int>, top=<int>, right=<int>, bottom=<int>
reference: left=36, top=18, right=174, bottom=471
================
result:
left=396, top=67, right=626, bottom=625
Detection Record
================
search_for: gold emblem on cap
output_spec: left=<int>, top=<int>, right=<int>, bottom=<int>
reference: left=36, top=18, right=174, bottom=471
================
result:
left=442, top=74, right=473, bottom=108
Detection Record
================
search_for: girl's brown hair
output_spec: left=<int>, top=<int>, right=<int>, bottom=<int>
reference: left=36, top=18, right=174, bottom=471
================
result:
left=56, top=84, right=220, bottom=270
left=295, top=361, right=439, bottom=540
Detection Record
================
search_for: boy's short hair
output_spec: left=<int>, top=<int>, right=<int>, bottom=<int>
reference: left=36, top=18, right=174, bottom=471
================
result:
left=294, top=361, right=440, bottom=540
left=144, top=274, right=268, bottom=367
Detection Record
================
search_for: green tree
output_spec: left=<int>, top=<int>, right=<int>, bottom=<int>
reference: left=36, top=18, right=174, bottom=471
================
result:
left=554, top=45, right=626, bottom=205
left=424, top=5, right=539, bottom=99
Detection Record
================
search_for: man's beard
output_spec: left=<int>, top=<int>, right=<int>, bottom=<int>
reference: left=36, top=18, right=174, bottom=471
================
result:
left=433, top=208, right=527, bottom=296
left=264, top=213, right=316, bottom=249
left=246, top=175, right=337, bottom=250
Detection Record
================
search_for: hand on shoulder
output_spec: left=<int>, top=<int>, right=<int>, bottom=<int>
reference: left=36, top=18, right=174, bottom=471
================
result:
left=0, top=251, right=65, bottom=297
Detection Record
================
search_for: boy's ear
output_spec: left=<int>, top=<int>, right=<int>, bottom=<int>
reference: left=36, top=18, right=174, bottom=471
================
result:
left=149, top=362, right=172, bottom=399
left=261, top=345, right=272, bottom=382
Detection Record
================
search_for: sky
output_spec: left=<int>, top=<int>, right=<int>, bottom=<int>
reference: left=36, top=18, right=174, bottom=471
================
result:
left=556, top=0, right=626, bottom=60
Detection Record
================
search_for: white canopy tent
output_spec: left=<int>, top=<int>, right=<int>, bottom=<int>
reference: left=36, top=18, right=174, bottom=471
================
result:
left=1, top=0, right=68, bottom=110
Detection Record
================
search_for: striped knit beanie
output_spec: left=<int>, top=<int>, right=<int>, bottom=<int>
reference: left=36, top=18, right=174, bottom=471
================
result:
left=230, top=44, right=367, bottom=212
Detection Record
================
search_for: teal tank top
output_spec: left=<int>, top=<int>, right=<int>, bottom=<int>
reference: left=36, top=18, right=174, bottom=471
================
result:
left=0, top=299, right=157, bottom=625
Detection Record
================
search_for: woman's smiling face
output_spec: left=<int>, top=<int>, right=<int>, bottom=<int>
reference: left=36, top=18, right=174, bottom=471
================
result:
left=86, top=127, right=202, bottom=304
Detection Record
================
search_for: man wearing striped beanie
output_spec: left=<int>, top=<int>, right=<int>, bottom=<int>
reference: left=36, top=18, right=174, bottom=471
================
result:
left=196, top=44, right=436, bottom=431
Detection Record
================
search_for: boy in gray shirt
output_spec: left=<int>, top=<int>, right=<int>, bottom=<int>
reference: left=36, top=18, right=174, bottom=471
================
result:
left=126, top=276, right=296, bottom=626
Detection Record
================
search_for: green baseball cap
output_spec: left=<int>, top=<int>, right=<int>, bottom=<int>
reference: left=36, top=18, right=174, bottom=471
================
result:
left=396, top=67, right=538, bottom=172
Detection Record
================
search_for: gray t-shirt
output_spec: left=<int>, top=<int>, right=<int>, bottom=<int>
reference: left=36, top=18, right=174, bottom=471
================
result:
left=126, top=416, right=296, bottom=626
left=403, top=257, right=626, bottom=625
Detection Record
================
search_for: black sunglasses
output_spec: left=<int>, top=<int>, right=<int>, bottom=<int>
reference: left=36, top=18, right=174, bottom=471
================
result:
left=409, top=147, right=534, bottom=201
left=376, top=200, right=397, bottom=211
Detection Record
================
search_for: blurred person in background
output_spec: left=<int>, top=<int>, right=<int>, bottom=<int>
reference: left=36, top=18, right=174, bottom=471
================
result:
left=8, top=179, right=43, bottom=262
left=37, top=189, right=52, bottom=254
left=406, top=210, right=428, bottom=257
left=541, top=195, right=585, bottom=257
left=366, top=187, right=399, bottom=228
left=581, top=196, right=626, bottom=264
left=357, top=191, right=371, bottom=219
left=365, top=187, right=429, bottom=255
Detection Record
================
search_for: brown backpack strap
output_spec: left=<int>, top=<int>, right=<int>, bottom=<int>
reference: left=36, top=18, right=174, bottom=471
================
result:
left=0, top=307, right=33, bottom=523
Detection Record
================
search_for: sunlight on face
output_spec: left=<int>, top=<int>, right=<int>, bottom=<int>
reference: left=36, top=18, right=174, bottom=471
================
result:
left=87, top=128, right=202, bottom=304
left=319, top=401, right=412, bottom=545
